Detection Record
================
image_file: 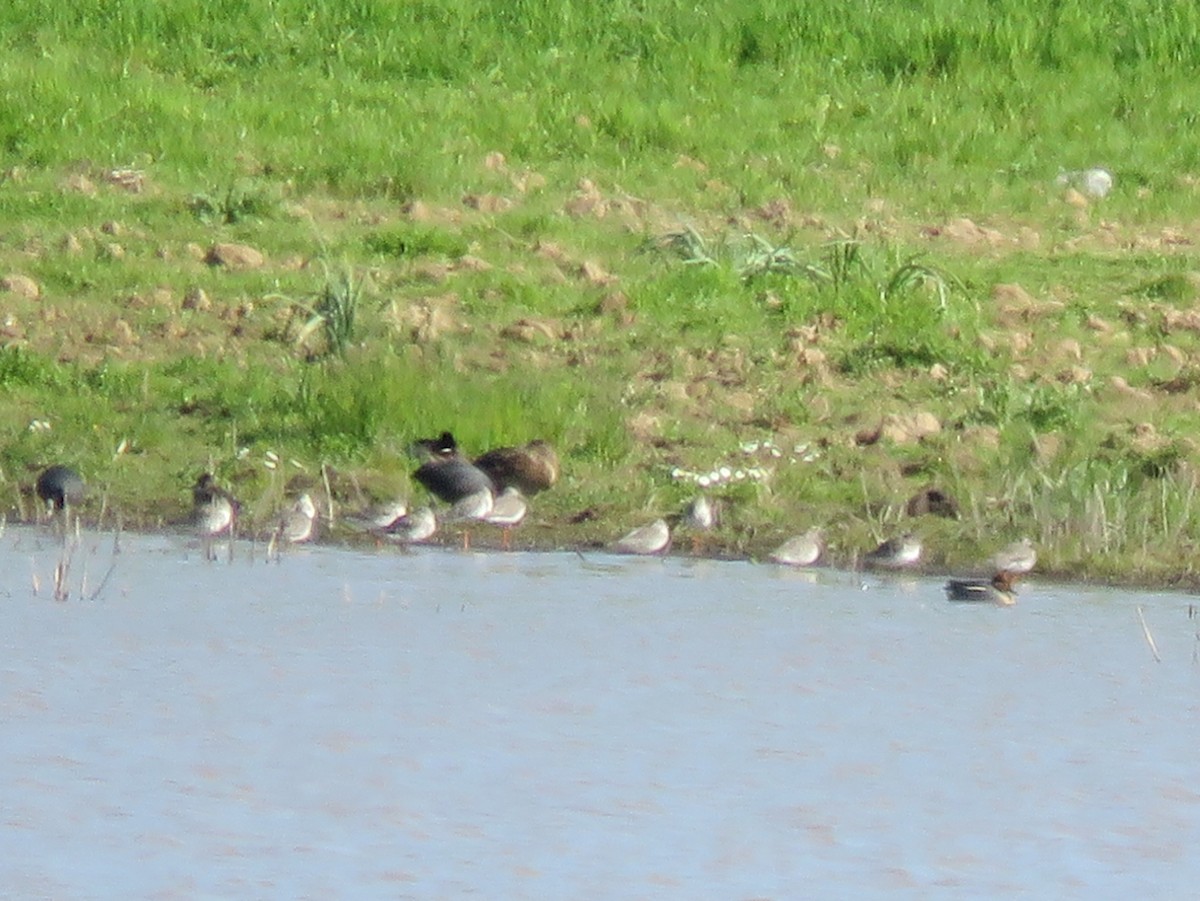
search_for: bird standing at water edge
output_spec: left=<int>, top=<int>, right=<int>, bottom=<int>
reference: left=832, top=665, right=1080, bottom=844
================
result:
left=411, top=431, right=496, bottom=505
left=193, top=473, right=240, bottom=559
left=680, top=495, right=717, bottom=554
left=990, top=537, right=1037, bottom=577
left=769, top=528, right=825, bottom=567
left=36, top=464, right=85, bottom=514
left=613, top=518, right=671, bottom=555
left=381, top=506, right=437, bottom=544
left=277, top=493, right=317, bottom=545
left=863, top=533, right=922, bottom=570
left=483, top=486, right=528, bottom=550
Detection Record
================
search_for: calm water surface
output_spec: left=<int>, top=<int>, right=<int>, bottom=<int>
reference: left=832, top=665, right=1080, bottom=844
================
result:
left=2, top=526, right=1199, bottom=899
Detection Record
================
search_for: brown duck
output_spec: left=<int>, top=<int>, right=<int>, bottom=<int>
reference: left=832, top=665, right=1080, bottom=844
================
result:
left=473, top=439, right=559, bottom=496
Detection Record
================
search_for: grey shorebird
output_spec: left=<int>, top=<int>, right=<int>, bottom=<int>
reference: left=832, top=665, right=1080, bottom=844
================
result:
left=345, top=497, right=409, bottom=533
left=680, top=495, right=718, bottom=553
left=769, top=528, right=825, bottom=567
left=613, top=518, right=671, bottom=556
left=990, top=537, right=1037, bottom=576
left=277, top=493, right=317, bottom=545
left=192, top=473, right=240, bottom=559
left=863, top=532, right=922, bottom=570
left=483, top=486, right=528, bottom=550
left=381, top=506, right=437, bottom=544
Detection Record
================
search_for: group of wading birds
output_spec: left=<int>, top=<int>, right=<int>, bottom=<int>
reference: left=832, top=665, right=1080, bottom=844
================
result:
left=31, top=431, right=1037, bottom=606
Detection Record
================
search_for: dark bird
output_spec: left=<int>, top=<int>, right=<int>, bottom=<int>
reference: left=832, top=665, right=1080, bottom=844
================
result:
left=36, top=465, right=85, bottom=511
left=411, top=432, right=495, bottom=505
left=192, top=473, right=241, bottom=537
left=473, top=439, right=559, bottom=496
left=944, top=571, right=1018, bottom=606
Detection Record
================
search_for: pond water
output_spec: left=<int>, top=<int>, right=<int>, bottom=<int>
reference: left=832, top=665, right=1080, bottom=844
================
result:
left=2, top=526, right=1199, bottom=899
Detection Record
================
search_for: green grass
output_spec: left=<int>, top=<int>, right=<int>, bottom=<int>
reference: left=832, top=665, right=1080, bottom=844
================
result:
left=3, top=1, right=1200, bottom=583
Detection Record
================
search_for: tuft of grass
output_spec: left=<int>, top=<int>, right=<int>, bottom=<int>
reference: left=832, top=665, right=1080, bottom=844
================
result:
left=293, top=265, right=363, bottom=361
left=187, top=181, right=276, bottom=225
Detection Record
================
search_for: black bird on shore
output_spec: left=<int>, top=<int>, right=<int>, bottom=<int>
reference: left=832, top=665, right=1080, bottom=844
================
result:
left=36, top=465, right=85, bottom=511
left=410, top=432, right=495, bottom=505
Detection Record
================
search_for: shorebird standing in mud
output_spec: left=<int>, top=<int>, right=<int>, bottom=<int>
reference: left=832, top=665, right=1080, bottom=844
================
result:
left=613, top=518, right=672, bottom=556
left=192, top=473, right=240, bottom=560
left=990, top=537, right=1037, bottom=577
left=863, top=532, right=922, bottom=570
left=769, top=527, right=825, bottom=567
left=381, top=506, right=438, bottom=545
left=483, top=486, right=528, bottom=550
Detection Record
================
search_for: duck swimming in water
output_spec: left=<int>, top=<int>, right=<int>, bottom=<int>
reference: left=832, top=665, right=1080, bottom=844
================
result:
left=944, top=571, right=1018, bottom=606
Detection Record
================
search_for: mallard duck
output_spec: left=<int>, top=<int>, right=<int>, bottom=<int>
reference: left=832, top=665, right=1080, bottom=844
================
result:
left=35, top=464, right=85, bottom=512
left=863, top=532, right=922, bottom=570
left=945, top=571, right=1018, bottom=606
left=769, top=528, right=825, bottom=567
left=473, top=439, right=559, bottom=496
left=613, top=518, right=671, bottom=556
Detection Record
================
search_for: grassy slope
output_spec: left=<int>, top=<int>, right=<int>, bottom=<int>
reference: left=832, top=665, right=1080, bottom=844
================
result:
left=3, top=0, right=1200, bottom=583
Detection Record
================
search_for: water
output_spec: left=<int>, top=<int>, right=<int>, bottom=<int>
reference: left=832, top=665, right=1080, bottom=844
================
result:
left=3, top=527, right=1199, bottom=899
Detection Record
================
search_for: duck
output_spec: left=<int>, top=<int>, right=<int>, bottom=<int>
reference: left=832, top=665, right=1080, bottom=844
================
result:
left=613, top=518, right=671, bottom=556
left=35, top=464, right=85, bottom=512
left=411, top=431, right=496, bottom=505
left=945, top=571, right=1018, bottom=606
left=483, top=486, right=528, bottom=550
left=769, top=528, right=825, bottom=567
left=863, top=532, right=922, bottom=570
left=473, top=439, right=559, bottom=496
